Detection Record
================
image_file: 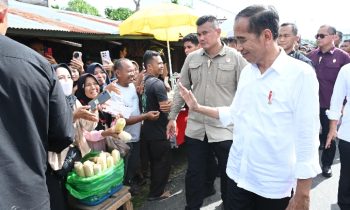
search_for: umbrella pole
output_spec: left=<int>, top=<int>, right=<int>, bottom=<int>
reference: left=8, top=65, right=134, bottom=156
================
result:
left=167, top=40, right=175, bottom=90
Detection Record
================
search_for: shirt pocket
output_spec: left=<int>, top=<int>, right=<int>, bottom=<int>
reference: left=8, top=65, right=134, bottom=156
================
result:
left=267, top=89, right=293, bottom=128
left=216, top=63, right=236, bottom=85
left=189, top=62, right=202, bottom=85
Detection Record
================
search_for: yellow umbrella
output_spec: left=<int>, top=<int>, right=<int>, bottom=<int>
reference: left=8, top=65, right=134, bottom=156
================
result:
left=119, top=3, right=199, bottom=87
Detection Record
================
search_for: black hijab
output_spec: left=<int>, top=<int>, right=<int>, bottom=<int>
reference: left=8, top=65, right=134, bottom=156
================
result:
left=86, top=62, right=110, bottom=91
left=52, top=63, right=76, bottom=110
left=74, top=73, right=99, bottom=105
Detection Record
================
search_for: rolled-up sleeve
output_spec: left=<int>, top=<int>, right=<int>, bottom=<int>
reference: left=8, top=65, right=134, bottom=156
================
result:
left=294, top=69, right=321, bottom=179
left=218, top=106, right=232, bottom=127
left=327, top=66, right=348, bottom=120
left=83, top=130, right=104, bottom=142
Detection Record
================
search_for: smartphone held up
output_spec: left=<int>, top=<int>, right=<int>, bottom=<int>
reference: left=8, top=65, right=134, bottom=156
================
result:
left=88, top=90, right=112, bottom=111
left=44, top=47, right=53, bottom=57
left=100, top=50, right=112, bottom=65
left=73, top=51, right=82, bottom=61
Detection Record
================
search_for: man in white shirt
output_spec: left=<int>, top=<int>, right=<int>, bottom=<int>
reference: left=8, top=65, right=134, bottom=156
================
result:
left=178, top=5, right=321, bottom=210
left=326, top=63, right=350, bottom=209
left=113, top=58, right=159, bottom=194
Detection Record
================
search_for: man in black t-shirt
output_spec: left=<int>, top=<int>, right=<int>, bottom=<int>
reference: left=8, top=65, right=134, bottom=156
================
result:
left=141, top=50, right=173, bottom=201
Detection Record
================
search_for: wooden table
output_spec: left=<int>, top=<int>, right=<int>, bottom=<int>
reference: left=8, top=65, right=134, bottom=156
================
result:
left=70, top=186, right=133, bottom=210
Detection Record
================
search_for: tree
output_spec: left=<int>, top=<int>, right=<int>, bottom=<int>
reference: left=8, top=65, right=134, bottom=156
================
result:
left=171, top=0, right=179, bottom=4
left=105, top=7, right=133, bottom=21
left=67, top=0, right=100, bottom=16
left=133, top=0, right=141, bottom=11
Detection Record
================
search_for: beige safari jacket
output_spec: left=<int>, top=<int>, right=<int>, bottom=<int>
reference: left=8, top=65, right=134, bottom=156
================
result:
left=169, top=46, right=247, bottom=142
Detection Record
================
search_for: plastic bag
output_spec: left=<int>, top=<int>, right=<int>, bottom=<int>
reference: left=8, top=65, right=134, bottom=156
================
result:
left=105, top=137, right=130, bottom=157
left=57, top=145, right=82, bottom=178
left=65, top=152, right=124, bottom=201
left=48, top=145, right=82, bottom=179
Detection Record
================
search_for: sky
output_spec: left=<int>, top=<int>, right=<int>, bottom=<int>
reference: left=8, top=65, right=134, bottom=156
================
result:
left=50, top=0, right=350, bottom=40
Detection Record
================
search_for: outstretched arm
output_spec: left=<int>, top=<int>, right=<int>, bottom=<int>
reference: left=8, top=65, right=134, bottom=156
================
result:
left=178, top=82, right=219, bottom=119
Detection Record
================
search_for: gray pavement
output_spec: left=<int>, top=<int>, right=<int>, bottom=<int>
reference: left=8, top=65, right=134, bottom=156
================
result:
left=138, top=147, right=341, bottom=210
left=310, top=148, right=341, bottom=210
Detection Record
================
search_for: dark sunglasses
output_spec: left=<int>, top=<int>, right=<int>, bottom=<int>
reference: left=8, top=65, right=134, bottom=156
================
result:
left=315, top=34, right=329, bottom=39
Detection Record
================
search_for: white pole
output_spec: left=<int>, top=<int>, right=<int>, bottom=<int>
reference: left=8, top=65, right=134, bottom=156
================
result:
left=167, top=39, right=175, bottom=89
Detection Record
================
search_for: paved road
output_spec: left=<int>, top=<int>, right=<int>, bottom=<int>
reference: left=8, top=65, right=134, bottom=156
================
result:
left=138, top=147, right=341, bottom=210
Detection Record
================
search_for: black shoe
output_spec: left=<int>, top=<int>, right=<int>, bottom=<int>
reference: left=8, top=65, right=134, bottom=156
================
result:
left=322, top=166, right=332, bottom=178
left=204, top=186, right=216, bottom=198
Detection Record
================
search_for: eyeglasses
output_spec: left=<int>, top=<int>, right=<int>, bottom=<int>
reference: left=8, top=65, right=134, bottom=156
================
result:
left=315, top=34, right=329, bottom=39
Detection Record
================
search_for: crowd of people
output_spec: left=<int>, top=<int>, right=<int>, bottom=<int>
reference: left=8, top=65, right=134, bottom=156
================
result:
left=1, top=0, right=350, bottom=209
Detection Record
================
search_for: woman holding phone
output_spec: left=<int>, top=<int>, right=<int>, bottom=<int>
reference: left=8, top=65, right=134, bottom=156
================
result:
left=75, top=73, right=121, bottom=151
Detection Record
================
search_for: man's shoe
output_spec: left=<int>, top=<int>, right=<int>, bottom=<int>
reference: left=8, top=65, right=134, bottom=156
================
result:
left=322, top=166, right=332, bottom=178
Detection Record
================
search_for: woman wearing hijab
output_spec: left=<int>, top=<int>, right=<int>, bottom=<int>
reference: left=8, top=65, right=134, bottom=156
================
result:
left=75, top=73, right=120, bottom=151
left=86, top=62, right=120, bottom=95
left=47, top=64, right=98, bottom=210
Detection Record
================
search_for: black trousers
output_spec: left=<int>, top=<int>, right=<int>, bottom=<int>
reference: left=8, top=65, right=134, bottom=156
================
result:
left=226, top=178, right=291, bottom=210
left=124, top=141, right=140, bottom=185
left=320, top=108, right=336, bottom=167
left=185, top=135, right=232, bottom=210
left=142, top=139, right=171, bottom=197
left=140, top=137, right=150, bottom=178
left=46, top=169, right=68, bottom=210
left=338, top=139, right=350, bottom=210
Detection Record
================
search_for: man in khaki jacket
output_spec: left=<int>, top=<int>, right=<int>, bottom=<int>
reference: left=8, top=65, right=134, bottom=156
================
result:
left=167, top=15, right=247, bottom=210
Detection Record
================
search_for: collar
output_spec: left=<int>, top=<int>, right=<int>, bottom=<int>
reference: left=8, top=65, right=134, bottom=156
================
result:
left=269, top=47, right=289, bottom=75
left=200, top=41, right=227, bottom=57
left=316, top=46, right=336, bottom=55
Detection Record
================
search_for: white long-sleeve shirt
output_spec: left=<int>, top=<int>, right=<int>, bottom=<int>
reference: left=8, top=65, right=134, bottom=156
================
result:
left=327, top=63, right=350, bottom=142
left=218, top=50, right=321, bottom=199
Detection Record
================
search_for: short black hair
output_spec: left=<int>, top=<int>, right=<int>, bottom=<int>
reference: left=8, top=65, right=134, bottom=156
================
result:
left=235, top=5, right=279, bottom=40
left=280, top=22, right=298, bottom=35
left=143, top=50, right=160, bottom=70
left=196, top=15, right=219, bottom=29
left=343, top=39, right=350, bottom=43
left=182, top=33, right=199, bottom=45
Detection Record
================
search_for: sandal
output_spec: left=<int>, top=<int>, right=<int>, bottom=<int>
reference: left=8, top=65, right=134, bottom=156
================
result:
left=147, top=191, right=171, bottom=201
